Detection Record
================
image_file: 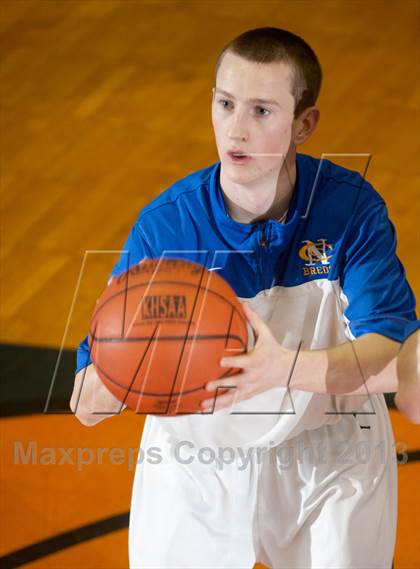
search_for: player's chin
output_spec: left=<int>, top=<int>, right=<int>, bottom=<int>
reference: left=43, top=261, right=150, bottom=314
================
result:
left=222, top=162, right=261, bottom=183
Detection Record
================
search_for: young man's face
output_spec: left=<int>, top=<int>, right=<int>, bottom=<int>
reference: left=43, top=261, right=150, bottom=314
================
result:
left=212, top=51, right=297, bottom=185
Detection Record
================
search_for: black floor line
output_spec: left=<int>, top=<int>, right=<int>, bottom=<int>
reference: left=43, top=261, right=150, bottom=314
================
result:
left=0, top=344, right=76, bottom=417
left=0, top=344, right=398, bottom=417
left=405, top=449, right=420, bottom=462
left=0, top=341, right=402, bottom=421
left=0, top=512, right=129, bottom=569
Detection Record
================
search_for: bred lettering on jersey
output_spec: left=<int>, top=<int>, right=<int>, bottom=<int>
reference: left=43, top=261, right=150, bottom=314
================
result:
left=302, top=265, right=330, bottom=276
left=142, top=295, right=187, bottom=320
left=299, top=239, right=333, bottom=276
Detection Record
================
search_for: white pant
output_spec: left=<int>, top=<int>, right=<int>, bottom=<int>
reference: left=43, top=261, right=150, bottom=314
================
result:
left=129, top=394, right=397, bottom=569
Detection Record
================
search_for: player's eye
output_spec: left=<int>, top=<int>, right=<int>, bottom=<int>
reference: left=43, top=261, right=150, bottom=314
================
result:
left=217, top=98, right=232, bottom=110
left=256, top=106, right=270, bottom=117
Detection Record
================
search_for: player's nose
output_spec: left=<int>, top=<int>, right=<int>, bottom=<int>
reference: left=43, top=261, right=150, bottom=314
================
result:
left=226, top=110, right=249, bottom=141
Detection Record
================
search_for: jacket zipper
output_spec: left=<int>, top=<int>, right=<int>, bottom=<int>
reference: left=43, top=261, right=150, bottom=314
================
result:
left=260, top=227, right=267, bottom=248
left=259, top=224, right=268, bottom=291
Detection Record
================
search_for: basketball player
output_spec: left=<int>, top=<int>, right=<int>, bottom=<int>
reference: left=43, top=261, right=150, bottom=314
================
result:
left=71, top=28, right=417, bottom=568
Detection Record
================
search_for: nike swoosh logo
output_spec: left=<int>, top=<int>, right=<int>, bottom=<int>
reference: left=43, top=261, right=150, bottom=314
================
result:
left=208, top=267, right=223, bottom=271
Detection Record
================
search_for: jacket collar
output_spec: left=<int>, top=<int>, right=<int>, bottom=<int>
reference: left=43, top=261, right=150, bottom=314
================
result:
left=209, top=153, right=312, bottom=236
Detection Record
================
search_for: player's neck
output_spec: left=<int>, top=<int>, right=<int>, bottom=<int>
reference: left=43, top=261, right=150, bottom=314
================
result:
left=219, top=155, right=296, bottom=224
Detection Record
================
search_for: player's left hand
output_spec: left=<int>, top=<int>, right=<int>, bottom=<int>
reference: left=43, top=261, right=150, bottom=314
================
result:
left=201, top=302, right=290, bottom=413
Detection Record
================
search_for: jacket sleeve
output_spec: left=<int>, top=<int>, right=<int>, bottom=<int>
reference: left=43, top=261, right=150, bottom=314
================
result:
left=340, top=191, right=416, bottom=341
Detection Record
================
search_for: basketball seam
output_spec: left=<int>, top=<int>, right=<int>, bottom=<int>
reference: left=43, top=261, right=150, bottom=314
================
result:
left=91, top=358, right=239, bottom=396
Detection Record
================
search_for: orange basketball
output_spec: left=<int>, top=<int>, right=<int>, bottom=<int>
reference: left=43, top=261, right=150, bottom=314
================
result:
left=88, top=258, right=248, bottom=416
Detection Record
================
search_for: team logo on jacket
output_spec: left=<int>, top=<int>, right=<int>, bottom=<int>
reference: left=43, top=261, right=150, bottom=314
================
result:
left=299, top=239, right=333, bottom=276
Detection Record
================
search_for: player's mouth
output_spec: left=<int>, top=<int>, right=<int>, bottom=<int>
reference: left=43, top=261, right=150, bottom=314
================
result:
left=226, top=150, right=252, bottom=165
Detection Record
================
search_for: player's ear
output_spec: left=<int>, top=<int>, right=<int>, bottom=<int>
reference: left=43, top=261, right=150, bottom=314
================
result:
left=292, top=106, right=320, bottom=145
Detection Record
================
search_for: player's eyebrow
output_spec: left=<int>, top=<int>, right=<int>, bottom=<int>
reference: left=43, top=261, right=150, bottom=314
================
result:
left=214, top=88, right=280, bottom=107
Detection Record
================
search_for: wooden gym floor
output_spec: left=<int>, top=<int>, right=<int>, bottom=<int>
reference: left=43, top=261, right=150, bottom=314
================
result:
left=0, top=1, right=419, bottom=568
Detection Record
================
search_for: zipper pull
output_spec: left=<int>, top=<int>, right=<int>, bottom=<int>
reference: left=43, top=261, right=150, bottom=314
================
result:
left=260, top=228, right=267, bottom=248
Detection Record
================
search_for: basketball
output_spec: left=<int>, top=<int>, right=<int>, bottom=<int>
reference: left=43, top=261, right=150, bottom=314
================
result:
left=88, top=258, right=249, bottom=415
